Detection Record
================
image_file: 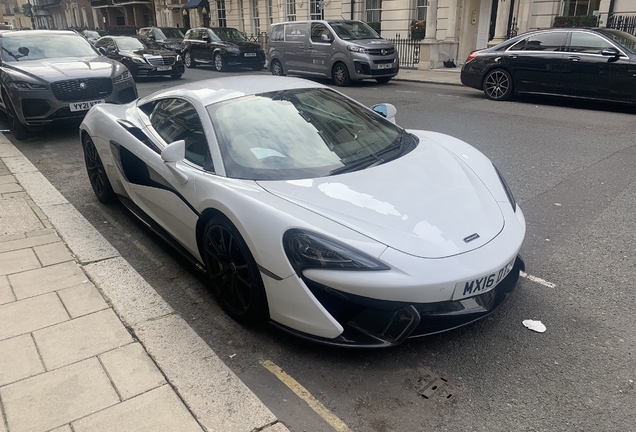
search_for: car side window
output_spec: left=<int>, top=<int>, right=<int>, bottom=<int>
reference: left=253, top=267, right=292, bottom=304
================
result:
left=510, top=32, right=566, bottom=52
left=311, top=23, right=333, bottom=43
left=569, top=32, right=614, bottom=54
left=271, top=25, right=284, bottom=41
left=149, top=98, right=214, bottom=171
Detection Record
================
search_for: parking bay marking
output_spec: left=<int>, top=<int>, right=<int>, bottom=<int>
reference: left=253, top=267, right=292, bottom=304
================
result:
left=520, top=271, right=556, bottom=288
left=260, top=359, right=352, bottom=432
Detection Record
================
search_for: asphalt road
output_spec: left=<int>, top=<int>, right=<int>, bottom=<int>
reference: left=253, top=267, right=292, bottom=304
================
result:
left=4, top=68, right=636, bottom=432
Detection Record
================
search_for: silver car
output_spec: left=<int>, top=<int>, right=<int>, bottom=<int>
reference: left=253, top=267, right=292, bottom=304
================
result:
left=0, top=30, right=137, bottom=140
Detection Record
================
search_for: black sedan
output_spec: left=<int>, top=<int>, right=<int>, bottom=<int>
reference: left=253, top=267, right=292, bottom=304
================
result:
left=95, top=35, right=185, bottom=79
left=181, top=27, right=265, bottom=72
left=461, top=28, right=636, bottom=104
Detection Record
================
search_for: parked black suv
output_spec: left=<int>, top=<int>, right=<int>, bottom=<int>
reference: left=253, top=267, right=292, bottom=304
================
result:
left=95, top=35, right=185, bottom=79
left=181, top=28, right=265, bottom=72
left=138, top=27, right=184, bottom=53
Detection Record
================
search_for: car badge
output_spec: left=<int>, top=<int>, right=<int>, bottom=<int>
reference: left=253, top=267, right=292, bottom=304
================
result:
left=463, top=233, right=480, bottom=243
left=381, top=49, right=387, bottom=55
left=79, top=82, right=87, bottom=90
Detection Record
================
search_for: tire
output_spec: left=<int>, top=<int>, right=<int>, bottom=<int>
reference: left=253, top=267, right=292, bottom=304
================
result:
left=214, top=53, right=226, bottom=72
left=270, top=59, right=284, bottom=76
left=202, top=216, right=269, bottom=324
left=252, top=62, right=265, bottom=71
left=171, top=74, right=183, bottom=79
left=332, top=62, right=351, bottom=86
left=184, top=51, right=196, bottom=68
left=483, top=69, right=513, bottom=101
left=3, top=92, right=31, bottom=141
left=376, top=77, right=392, bottom=84
left=82, top=134, right=116, bottom=204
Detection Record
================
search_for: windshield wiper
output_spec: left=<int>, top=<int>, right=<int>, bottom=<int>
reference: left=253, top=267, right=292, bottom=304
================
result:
left=329, top=131, right=410, bottom=176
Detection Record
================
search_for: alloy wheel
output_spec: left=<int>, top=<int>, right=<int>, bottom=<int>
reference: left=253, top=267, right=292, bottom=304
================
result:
left=83, top=137, right=115, bottom=203
left=484, top=70, right=511, bottom=100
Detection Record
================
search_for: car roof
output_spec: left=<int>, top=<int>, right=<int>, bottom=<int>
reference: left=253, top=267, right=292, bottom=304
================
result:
left=138, top=76, right=327, bottom=107
left=0, top=29, right=79, bottom=38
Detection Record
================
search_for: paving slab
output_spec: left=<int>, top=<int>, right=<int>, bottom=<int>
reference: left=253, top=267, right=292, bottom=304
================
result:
left=33, top=241, right=74, bottom=267
left=33, top=309, right=133, bottom=370
left=2, top=156, right=37, bottom=174
left=0, top=143, right=22, bottom=158
left=0, top=275, right=15, bottom=305
left=13, top=171, right=68, bottom=207
left=9, top=261, right=88, bottom=300
left=0, top=358, right=120, bottom=432
left=0, top=293, right=68, bottom=341
left=99, top=342, right=166, bottom=400
left=134, top=314, right=277, bottom=432
left=72, top=385, right=203, bottom=432
left=0, top=406, right=6, bottom=432
left=0, top=232, right=60, bottom=254
left=57, top=282, right=108, bottom=318
left=0, top=174, right=16, bottom=184
left=0, top=198, right=42, bottom=236
left=262, top=423, right=292, bottom=432
left=0, top=183, right=21, bottom=194
left=0, top=248, right=41, bottom=276
left=0, top=334, right=45, bottom=386
left=49, top=426, right=72, bottom=432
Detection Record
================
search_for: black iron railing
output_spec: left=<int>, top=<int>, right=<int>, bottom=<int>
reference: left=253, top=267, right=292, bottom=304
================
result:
left=245, top=32, right=269, bottom=49
left=385, top=34, right=420, bottom=69
left=607, top=14, right=636, bottom=35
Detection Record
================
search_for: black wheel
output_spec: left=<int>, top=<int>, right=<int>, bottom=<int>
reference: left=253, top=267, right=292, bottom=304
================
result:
left=171, top=74, right=182, bottom=79
left=82, top=134, right=116, bottom=204
left=184, top=51, right=196, bottom=68
left=332, top=62, right=351, bottom=86
left=3, top=93, right=31, bottom=141
left=483, top=69, right=513, bottom=101
left=202, top=216, right=269, bottom=324
left=376, top=77, right=391, bottom=84
left=252, top=62, right=265, bottom=71
left=214, top=53, right=226, bottom=72
left=270, top=59, right=284, bottom=76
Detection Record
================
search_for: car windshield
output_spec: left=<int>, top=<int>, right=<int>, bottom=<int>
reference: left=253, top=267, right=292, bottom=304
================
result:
left=83, top=31, right=100, bottom=39
left=158, top=28, right=184, bottom=39
left=597, top=29, right=636, bottom=53
left=1, top=34, right=97, bottom=62
left=207, top=88, right=405, bottom=180
left=329, top=21, right=381, bottom=40
left=210, top=28, right=247, bottom=42
left=117, top=37, right=162, bottom=50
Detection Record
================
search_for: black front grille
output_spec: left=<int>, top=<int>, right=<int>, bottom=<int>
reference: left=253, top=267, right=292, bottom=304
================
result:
left=368, top=48, right=395, bottom=56
left=22, top=99, right=50, bottom=117
left=373, top=59, right=395, bottom=64
left=147, top=56, right=176, bottom=67
left=50, top=78, right=113, bottom=102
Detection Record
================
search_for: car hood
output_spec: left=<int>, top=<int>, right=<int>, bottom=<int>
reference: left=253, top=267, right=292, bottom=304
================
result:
left=161, top=38, right=183, bottom=44
left=257, top=133, right=505, bottom=259
left=347, top=39, right=394, bottom=49
left=225, top=41, right=261, bottom=50
left=6, top=56, right=115, bottom=81
left=124, top=48, right=177, bottom=57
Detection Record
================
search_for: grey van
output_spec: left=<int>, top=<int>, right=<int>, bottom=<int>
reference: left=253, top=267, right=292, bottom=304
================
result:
left=268, top=20, right=398, bottom=86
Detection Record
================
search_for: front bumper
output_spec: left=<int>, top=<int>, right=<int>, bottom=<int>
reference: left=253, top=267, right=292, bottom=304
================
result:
left=272, top=255, right=525, bottom=348
left=225, top=52, right=266, bottom=67
left=134, top=62, right=185, bottom=77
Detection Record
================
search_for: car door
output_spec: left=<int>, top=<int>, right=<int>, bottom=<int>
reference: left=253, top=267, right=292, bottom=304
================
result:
left=504, top=31, right=568, bottom=95
left=189, top=29, right=206, bottom=62
left=282, top=22, right=309, bottom=73
left=564, top=30, right=633, bottom=102
left=126, top=97, right=215, bottom=258
left=305, top=22, right=335, bottom=77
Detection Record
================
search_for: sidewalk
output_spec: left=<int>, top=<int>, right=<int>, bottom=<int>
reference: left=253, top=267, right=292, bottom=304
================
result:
left=394, top=67, right=462, bottom=86
left=0, top=135, right=288, bottom=432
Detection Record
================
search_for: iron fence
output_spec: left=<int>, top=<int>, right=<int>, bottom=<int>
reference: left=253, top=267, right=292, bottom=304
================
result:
left=606, top=14, right=636, bottom=35
left=386, top=34, right=420, bottom=69
left=245, top=32, right=269, bottom=49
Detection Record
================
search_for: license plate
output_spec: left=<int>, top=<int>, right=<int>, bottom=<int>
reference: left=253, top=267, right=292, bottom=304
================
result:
left=244, top=52, right=257, bottom=57
left=69, top=99, right=105, bottom=112
left=377, top=63, right=392, bottom=69
left=157, top=66, right=172, bottom=71
left=452, top=257, right=516, bottom=300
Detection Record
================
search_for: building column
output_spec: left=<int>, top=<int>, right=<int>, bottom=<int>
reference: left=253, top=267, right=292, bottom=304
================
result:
left=490, top=0, right=511, bottom=45
left=424, top=0, right=438, bottom=42
left=445, top=0, right=459, bottom=42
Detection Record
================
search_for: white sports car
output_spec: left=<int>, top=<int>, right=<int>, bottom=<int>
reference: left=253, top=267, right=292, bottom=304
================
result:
left=80, top=76, right=526, bottom=347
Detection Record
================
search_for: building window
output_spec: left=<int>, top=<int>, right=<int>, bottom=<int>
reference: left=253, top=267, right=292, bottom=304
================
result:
left=563, top=0, right=601, bottom=16
left=268, top=0, right=274, bottom=25
left=366, top=0, right=381, bottom=24
left=238, top=0, right=245, bottom=31
left=252, top=0, right=260, bottom=33
left=416, top=0, right=426, bottom=21
left=217, top=0, right=227, bottom=27
left=310, top=0, right=323, bottom=20
left=286, top=0, right=296, bottom=21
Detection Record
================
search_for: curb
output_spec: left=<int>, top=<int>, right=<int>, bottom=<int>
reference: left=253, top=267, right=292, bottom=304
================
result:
left=0, top=133, right=286, bottom=432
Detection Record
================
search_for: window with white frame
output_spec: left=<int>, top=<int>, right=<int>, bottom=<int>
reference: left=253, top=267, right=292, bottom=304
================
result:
left=253, top=0, right=260, bottom=34
left=268, top=0, right=274, bottom=25
left=366, top=0, right=381, bottom=23
left=217, top=0, right=226, bottom=27
left=562, top=0, right=601, bottom=16
left=286, top=0, right=296, bottom=21
left=416, top=0, right=426, bottom=20
left=310, top=0, right=323, bottom=20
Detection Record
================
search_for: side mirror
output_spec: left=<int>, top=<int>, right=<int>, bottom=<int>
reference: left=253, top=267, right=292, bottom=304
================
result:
left=98, top=47, right=107, bottom=55
left=320, top=34, right=332, bottom=43
left=371, top=103, right=398, bottom=124
left=601, top=47, right=620, bottom=57
left=161, top=140, right=189, bottom=184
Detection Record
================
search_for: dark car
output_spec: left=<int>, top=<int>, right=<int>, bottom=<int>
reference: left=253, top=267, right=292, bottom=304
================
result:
left=181, top=27, right=265, bottom=72
left=82, top=29, right=105, bottom=45
left=138, top=27, right=184, bottom=53
left=0, top=30, right=137, bottom=141
left=460, top=27, right=636, bottom=104
left=95, top=35, right=185, bottom=79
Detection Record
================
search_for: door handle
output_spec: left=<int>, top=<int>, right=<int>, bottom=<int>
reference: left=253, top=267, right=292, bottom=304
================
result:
left=568, top=56, right=580, bottom=62
left=509, top=54, right=518, bottom=59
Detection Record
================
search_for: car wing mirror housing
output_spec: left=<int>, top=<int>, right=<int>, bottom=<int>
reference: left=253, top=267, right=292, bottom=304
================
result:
left=161, top=140, right=189, bottom=184
left=321, top=34, right=332, bottom=43
left=601, top=47, right=620, bottom=58
left=371, top=103, right=398, bottom=124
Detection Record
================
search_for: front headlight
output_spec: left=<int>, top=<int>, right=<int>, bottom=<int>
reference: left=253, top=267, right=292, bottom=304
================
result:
left=347, top=45, right=368, bottom=54
left=176, top=54, right=182, bottom=61
left=283, top=229, right=389, bottom=274
left=7, top=81, right=48, bottom=90
left=132, top=56, right=146, bottom=64
left=493, top=164, right=517, bottom=212
left=113, top=70, right=132, bottom=84
left=226, top=46, right=240, bottom=53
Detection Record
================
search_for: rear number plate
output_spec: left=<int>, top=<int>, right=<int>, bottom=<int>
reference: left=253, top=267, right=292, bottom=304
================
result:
left=157, top=66, right=172, bottom=71
left=244, top=52, right=257, bottom=57
left=377, top=64, right=392, bottom=69
left=69, top=99, right=105, bottom=112
left=452, top=257, right=516, bottom=300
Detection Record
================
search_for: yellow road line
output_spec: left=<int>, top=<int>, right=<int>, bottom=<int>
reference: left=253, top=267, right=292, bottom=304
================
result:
left=260, top=359, right=352, bottom=432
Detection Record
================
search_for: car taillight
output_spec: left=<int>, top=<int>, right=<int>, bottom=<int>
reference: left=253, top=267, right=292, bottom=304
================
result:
left=465, top=51, right=479, bottom=64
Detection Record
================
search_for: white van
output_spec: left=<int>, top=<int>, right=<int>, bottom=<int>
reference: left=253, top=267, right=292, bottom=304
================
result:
left=267, top=20, right=399, bottom=86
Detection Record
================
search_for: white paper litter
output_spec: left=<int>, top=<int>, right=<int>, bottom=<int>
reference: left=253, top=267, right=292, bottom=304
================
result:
left=522, top=319, right=546, bottom=333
